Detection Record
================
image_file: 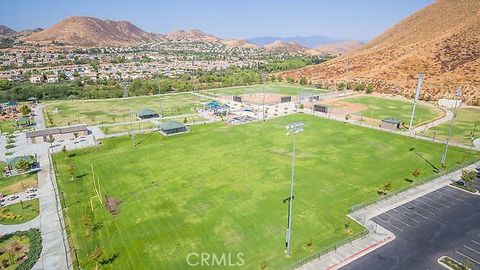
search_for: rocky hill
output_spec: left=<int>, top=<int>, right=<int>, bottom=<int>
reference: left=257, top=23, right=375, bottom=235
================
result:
left=0, top=25, right=16, bottom=37
left=22, top=16, right=163, bottom=46
left=279, top=0, right=480, bottom=105
left=264, top=40, right=309, bottom=54
left=166, top=29, right=220, bottom=43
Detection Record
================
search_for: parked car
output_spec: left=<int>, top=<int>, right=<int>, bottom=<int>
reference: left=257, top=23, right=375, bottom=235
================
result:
left=454, top=180, right=465, bottom=186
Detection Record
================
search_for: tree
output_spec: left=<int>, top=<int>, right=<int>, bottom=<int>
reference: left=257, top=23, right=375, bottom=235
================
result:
left=89, top=247, right=105, bottom=269
left=299, top=76, right=308, bottom=85
left=15, top=159, right=32, bottom=172
left=411, top=169, right=421, bottom=179
left=19, top=105, right=32, bottom=115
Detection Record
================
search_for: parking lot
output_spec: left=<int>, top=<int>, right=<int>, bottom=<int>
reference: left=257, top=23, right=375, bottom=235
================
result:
left=342, top=185, right=480, bottom=270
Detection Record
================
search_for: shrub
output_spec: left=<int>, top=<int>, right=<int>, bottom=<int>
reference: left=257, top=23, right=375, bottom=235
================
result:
left=0, top=228, right=42, bottom=270
left=366, top=85, right=374, bottom=94
left=5, top=144, right=15, bottom=149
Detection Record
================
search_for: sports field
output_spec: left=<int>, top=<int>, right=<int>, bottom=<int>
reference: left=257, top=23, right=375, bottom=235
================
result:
left=54, top=114, right=478, bottom=269
left=204, top=83, right=328, bottom=96
left=43, top=93, right=209, bottom=127
left=420, top=107, right=480, bottom=145
left=340, top=96, right=443, bottom=126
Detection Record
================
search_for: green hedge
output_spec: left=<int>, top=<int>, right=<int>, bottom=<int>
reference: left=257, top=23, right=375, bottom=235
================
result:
left=0, top=228, right=42, bottom=270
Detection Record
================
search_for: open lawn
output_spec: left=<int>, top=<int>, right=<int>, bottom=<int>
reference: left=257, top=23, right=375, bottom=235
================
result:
left=341, top=96, right=443, bottom=126
left=0, top=172, right=38, bottom=195
left=43, top=93, right=209, bottom=127
left=203, top=83, right=328, bottom=96
left=420, top=107, right=480, bottom=145
left=0, top=119, right=33, bottom=134
left=0, top=199, right=39, bottom=225
left=54, top=114, right=478, bottom=269
left=100, top=121, right=158, bottom=135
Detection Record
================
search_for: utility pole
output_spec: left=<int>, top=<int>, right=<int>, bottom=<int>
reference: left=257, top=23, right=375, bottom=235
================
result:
left=441, top=88, right=462, bottom=166
left=409, top=74, right=425, bottom=132
left=285, top=122, right=304, bottom=257
left=158, top=83, right=164, bottom=117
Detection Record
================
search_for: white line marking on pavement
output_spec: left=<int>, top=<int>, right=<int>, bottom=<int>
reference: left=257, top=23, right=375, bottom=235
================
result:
left=391, top=208, right=421, bottom=223
left=399, top=205, right=428, bottom=219
left=464, top=245, right=480, bottom=255
left=383, top=212, right=413, bottom=227
left=436, top=189, right=468, bottom=203
left=443, top=187, right=470, bottom=199
left=411, top=199, right=442, bottom=212
left=456, top=250, right=480, bottom=265
left=407, top=201, right=437, bottom=215
left=421, top=196, right=453, bottom=209
left=472, top=240, right=480, bottom=246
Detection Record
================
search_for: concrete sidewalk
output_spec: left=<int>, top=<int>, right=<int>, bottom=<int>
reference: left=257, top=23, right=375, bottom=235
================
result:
left=297, top=161, right=480, bottom=270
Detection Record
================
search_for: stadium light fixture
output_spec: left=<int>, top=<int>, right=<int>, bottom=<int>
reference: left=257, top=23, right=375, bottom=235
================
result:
left=284, top=122, right=304, bottom=257
left=409, top=74, right=425, bottom=132
left=441, top=88, right=462, bottom=166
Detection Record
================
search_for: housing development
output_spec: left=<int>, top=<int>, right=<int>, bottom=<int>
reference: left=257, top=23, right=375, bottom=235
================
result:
left=0, top=0, right=479, bottom=270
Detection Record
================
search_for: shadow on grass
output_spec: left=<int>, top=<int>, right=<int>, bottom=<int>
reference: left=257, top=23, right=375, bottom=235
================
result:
left=410, top=148, right=440, bottom=173
left=134, top=132, right=154, bottom=148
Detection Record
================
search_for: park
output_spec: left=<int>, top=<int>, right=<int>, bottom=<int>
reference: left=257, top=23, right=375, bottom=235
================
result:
left=53, top=112, right=479, bottom=269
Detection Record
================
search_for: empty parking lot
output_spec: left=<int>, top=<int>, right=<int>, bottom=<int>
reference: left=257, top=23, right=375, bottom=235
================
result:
left=342, top=185, right=480, bottom=270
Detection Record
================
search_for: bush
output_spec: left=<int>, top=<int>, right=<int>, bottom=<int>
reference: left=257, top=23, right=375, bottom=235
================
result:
left=366, top=85, right=374, bottom=94
left=5, top=144, right=15, bottom=149
left=0, top=228, right=42, bottom=270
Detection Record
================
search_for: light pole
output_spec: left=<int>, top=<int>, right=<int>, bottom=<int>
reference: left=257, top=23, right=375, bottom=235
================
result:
left=409, top=74, right=425, bottom=132
left=285, top=122, right=304, bottom=257
left=262, top=93, right=266, bottom=122
left=441, top=88, right=462, bottom=166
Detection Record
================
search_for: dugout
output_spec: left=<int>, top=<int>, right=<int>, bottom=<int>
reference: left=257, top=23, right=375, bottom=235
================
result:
left=313, top=104, right=329, bottom=113
left=280, top=96, right=292, bottom=103
left=381, top=118, right=402, bottom=130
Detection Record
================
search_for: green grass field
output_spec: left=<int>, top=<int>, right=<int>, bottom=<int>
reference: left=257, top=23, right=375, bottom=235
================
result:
left=44, top=93, right=209, bottom=127
left=0, top=199, right=39, bottom=225
left=204, top=83, right=328, bottom=96
left=54, top=114, right=478, bottom=269
left=0, top=172, right=38, bottom=195
left=420, top=107, right=480, bottom=145
left=342, top=96, right=443, bottom=126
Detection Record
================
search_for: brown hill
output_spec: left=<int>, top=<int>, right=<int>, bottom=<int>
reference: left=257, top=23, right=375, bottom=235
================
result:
left=279, top=0, right=480, bottom=105
left=264, top=40, right=308, bottom=54
left=315, top=40, right=364, bottom=55
left=22, top=16, right=162, bottom=46
left=166, top=29, right=221, bottom=43
left=0, top=25, right=16, bottom=37
left=222, top=39, right=259, bottom=49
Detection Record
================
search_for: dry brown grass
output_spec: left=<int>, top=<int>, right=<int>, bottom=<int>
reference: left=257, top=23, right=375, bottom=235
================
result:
left=279, top=0, right=480, bottom=105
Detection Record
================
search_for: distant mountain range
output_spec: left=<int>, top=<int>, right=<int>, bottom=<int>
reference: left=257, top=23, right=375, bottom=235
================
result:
left=0, top=16, right=360, bottom=55
left=247, top=35, right=346, bottom=48
left=279, top=0, right=480, bottom=104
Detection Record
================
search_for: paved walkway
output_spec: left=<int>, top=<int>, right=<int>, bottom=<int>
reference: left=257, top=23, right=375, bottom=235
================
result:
left=33, top=105, right=46, bottom=130
left=32, top=145, right=71, bottom=270
left=298, top=161, right=480, bottom=270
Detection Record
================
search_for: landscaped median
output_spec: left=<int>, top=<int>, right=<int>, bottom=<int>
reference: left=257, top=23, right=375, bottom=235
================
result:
left=439, top=256, right=472, bottom=270
left=0, top=199, right=39, bottom=225
left=0, top=228, right=42, bottom=270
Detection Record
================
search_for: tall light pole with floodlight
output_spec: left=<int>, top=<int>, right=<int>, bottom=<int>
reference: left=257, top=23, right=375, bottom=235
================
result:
left=409, top=74, right=425, bottom=132
left=441, top=88, right=462, bottom=166
left=285, top=122, right=304, bottom=257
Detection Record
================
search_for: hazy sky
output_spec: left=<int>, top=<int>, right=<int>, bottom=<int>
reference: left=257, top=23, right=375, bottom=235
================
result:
left=1, top=0, right=433, bottom=41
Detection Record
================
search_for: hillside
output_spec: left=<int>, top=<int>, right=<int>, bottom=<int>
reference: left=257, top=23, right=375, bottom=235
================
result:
left=166, top=29, right=220, bottom=43
left=0, top=25, right=16, bottom=37
left=279, top=0, right=480, bottom=105
left=264, top=40, right=308, bottom=54
left=22, top=16, right=162, bottom=46
left=315, top=40, right=364, bottom=55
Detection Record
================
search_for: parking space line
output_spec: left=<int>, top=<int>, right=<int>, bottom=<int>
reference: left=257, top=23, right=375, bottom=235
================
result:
left=410, top=199, right=442, bottom=212
left=391, top=208, right=421, bottom=223
left=421, top=196, right=454, bottom=209
left=399, top=205, right=428, bottom=219
left=472, top=240, right=480, bottom=246
left=383, top=212, right=413, bottom=228
left=456, top=251, right=480, bottom=265
left=436, top=188, right=469, bottom=203
left=406, top=201, right=438, bottom=215
left=464, top=245, right=480, bottom=255
left=442, top=187, right=470, bottom=199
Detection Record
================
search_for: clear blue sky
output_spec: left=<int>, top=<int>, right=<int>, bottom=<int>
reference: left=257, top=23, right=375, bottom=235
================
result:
left=2, top=0, right=433, bottom=41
